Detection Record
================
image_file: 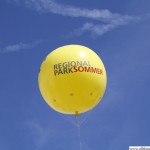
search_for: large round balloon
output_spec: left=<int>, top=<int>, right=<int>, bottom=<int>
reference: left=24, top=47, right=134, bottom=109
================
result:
left=38, top=45, right=107, bottom=115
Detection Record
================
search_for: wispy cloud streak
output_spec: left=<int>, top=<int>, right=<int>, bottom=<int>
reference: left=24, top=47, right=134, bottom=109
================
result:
left=23, top=0, right=129, bottom=22
left=1, top=40, right=43, bottom=53
left=8, top=0, right=140, bottom=36
left=73, top=21, right=128, bottom=37
left=24, top=121, right=51, bottom=148
left=70, top=22, right=121, bottom=37
left=12, top=0, right=138, bottom=22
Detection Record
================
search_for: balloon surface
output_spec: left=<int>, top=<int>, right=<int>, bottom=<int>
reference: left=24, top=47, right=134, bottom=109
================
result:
left=38, top=45, right=107, bottom=115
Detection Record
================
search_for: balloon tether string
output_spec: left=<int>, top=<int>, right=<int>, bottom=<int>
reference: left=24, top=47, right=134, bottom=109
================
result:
left=76, top=113, right=83, bottom=150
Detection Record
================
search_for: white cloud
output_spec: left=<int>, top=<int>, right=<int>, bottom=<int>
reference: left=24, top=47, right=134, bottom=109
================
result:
left=12, top=0, right=137, bottom=22
left=68, top=17, right=138, bottom=37
left=24, top=121, right=51, bottom=148
left=8, top=0, right=140, bottom=36
left=23, top=0, right=123, bottom=21
left=1, top=40, right=43, bottom=53
left=73, top=22, right=119, bottom=37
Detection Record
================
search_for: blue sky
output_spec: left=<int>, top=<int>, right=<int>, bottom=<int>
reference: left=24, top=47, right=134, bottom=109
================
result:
left=0, top=0, right=150, bottom=150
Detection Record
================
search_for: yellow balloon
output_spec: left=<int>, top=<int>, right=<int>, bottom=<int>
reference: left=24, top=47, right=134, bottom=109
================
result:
left=38, top=45, right=107, bottom=115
